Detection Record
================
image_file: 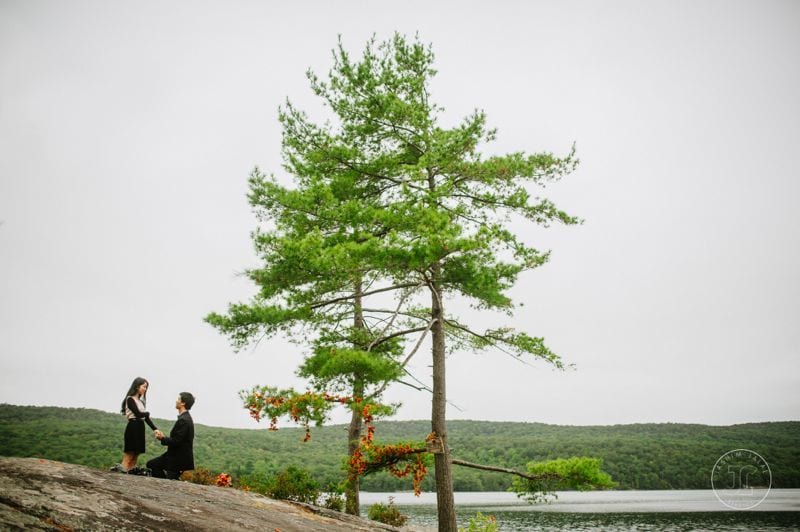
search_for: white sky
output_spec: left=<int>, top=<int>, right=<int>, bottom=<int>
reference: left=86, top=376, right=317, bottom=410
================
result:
left=1, top=0, right=798, bottom=429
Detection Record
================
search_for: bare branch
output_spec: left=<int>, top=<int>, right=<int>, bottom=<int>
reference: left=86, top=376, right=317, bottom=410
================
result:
left=361, top=308, right=430, bottom=322
left=310, top=283, right=419, bottom=309
left=396, top=369, right=464, bottom=412
left=443, top=319, right=484, bottom=339
left=422, top=271, right=443, bottom=310
left=443, top=320, right=539, bottom=368
left=368, top=318, right=436, bottom=398
left=395, top=379, right=428, bottom=392
left=451, top=459, right=561, bottom=482
left=397, top=320, right=435, bottom=371
left=367, top=283, right=423, bottom=351
left=370, top=326, right=430, bottom=347
left=247, top=331, right=270, bottom=355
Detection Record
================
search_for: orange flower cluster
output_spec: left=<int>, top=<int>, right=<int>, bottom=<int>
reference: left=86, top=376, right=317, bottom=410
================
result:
left=245, top=389, right=432, bottom=495
left=349, top=447, right=367, bottom=476
left=244, top=389, right=363, bottom=441
left=322, top=392, right=354, bottom=404
left=245, top=388, right=430, bottom=493
left=350, top=442, right=428, bottom=496
left=215, top=473, right=232, bottom=487
left=342, top=400, right=430, bottom=494
left=360, top=404, right=377, bottom=447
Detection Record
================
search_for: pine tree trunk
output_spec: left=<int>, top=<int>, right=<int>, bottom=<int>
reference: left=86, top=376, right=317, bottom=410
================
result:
left=345, top=380, right=363, bottom=515
left=345, top=278, right=366, bottom=516
left=430, top=271, right=457, bottom=531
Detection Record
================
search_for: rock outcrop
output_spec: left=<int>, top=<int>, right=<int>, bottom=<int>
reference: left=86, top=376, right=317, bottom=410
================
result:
left=0, top=457, right=399, bottom=531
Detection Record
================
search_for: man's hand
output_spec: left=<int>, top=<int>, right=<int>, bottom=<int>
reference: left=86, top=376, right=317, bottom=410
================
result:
left=154, top=430, right=164, bottom=440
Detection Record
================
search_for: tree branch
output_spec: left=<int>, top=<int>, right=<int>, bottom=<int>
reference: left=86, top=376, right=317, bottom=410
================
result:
left=370, top=326, right=430, bottom=347
left=368, top=318, right=436, bottom=399
left=393, top=369, right=464, bottom=412
left=395, top=379, right=429, bottom=392
left=443, top=319, right=484, bottom=339
left=361, top=308, right=430, bottom=322
left=310, top=283, right=419, bottom=309
left=366, top=284, right=423, bottom=351
left=443, top=321, right=539, bottom=369
left=396, top=320, right=435, bottom=371
left=451, top=459, right=561, bottom=482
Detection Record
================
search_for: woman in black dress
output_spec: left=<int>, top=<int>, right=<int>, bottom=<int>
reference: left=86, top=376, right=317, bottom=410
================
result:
left=113, top=377, right=160, bottom=473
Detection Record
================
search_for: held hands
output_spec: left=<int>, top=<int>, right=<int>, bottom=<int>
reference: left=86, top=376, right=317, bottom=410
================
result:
left=154, top=430, right=164, bottom=440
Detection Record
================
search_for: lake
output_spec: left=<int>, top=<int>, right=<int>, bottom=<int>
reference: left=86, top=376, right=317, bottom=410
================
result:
left=360, top=490, right=800, bottom=530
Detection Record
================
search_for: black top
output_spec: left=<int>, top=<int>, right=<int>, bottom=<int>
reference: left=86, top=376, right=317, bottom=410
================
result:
left=126, top=396, right=158, bottom=431
left=159, top=411, right=195, bottom=472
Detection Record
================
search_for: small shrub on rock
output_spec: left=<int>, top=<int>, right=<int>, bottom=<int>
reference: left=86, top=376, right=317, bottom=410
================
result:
left=180, top=467, right=217, bottom=486
left=320, top=483, right=345, bottom=512
left=459, top=512, right=498, bottom=532
left=264, top=466, right=320, bottom=504
left=367, top=497, right=407, bottom=527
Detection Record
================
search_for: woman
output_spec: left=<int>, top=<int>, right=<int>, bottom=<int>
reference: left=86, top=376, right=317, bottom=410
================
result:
left=112, top=377, right=160, bottom=473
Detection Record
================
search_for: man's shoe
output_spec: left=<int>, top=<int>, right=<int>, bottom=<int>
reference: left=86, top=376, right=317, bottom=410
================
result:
left=128, top=466, right=152, bottom=477
left=109, top=464, right=127, bottom=473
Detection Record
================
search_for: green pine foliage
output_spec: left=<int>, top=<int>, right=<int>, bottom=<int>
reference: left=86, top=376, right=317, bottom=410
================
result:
left=204, top=35, right=586, bottom=522
left=510, top=457, right=616, bottom=503
left=2, top=404, right=798, bottom=491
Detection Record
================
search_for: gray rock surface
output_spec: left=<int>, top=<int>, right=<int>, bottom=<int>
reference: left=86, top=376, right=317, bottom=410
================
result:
left=0, top=457, right=400, bottom=531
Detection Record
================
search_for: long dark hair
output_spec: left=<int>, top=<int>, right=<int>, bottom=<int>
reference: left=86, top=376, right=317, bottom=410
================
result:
left=120, top=377, right=149, bottom=413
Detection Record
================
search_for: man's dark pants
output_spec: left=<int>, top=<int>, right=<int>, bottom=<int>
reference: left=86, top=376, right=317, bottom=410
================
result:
left=146, top=455, right=181, bottom=479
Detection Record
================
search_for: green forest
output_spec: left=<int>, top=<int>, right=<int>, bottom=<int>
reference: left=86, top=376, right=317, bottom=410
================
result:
left=1, top=404, right=798, bottom=492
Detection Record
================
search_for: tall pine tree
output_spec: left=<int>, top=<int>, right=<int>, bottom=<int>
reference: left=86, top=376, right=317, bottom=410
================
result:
left=209, top=34, right=581, bottom=530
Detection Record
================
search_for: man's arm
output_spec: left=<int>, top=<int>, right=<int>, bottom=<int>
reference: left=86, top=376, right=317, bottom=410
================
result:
left=160, top=418, right=190, bottom=447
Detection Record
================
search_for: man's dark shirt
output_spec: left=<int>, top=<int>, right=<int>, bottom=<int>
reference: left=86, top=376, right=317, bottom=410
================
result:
left=157, top=410, right=194, bottom=472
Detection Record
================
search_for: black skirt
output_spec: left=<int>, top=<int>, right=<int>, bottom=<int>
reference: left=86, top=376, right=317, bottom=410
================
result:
left=123, top=419, right=146, bottom=454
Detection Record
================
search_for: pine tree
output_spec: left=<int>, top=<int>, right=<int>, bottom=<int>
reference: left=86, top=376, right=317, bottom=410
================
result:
left=208, top=34, right=581, bottom=530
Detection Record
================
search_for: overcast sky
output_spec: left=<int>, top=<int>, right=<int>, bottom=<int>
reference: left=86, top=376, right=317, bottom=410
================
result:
left=1, top=1, right=798, bottom=430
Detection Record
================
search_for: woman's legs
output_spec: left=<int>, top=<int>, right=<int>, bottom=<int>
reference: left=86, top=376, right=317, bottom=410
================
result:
left=121, top=420, right=146, bottom=470
left=122, top=452, right=139, bottom=470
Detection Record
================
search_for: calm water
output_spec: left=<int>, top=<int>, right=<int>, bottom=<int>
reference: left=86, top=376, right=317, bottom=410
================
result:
left=360, top=490, right=800, bottom=531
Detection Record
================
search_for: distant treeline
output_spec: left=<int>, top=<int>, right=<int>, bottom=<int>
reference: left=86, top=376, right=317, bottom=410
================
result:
left=1, top=404, right=798, bottom=491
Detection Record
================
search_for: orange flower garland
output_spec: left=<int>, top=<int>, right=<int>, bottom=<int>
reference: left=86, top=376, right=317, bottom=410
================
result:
left=243, top=386, right=431, bottom=495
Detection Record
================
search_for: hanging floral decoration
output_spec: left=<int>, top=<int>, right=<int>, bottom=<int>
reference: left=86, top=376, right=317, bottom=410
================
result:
left=241, top=386, right=432, bottom=495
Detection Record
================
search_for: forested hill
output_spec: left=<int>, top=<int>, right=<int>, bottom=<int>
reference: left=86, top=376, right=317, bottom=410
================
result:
left=1, top=404, right=798, bottom=491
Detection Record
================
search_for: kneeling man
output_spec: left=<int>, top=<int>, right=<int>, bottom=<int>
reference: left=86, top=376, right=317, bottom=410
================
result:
left=147, top=392, right=195, bottom=479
